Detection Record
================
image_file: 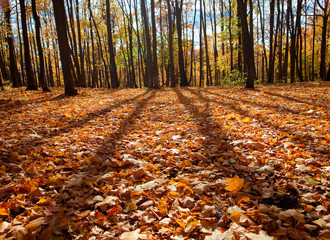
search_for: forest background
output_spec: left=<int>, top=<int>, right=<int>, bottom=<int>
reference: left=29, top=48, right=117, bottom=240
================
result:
left=0, top=0, right=329, bottom=94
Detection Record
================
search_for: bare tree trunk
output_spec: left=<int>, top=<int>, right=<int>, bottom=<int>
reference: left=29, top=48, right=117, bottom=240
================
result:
left=141, top=0, right=153, bottom=88
left=237, top=0, right=255, bottom=89
left=199, top=0, right=203, bottom=86
left=31, top=0, right=51, bottom=92
left=106, top=0, right=120, bottom=88
left=175, top=0, right=189, bottom=86
left=189, top=0, right=197, bottom=85
left=202, top=0, right=211, bottom=86
left=51, top=0, right=77, bottom=96
left=20, top=0, right=38, bottom=90
left=229, top=0, right=234, bottom=72
left=166, top=0, right=175, bottom=87
left=268, top=0, right=275, bottom=83
left=76, top=0, right=86, bottom=87
left=151, top=0, right=159, bottom=88
left=89, top=2, right=110, bottom=88
left=316, top=0, right=329, bottom=80
left=15, top=0, right=25, bottom=86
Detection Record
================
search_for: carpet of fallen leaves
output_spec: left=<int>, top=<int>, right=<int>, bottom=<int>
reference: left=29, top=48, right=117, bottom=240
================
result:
left=0, top=82, right=329, bottom=240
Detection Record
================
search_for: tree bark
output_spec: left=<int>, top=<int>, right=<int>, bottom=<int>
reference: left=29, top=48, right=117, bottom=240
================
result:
left=175, top=0, right=189, bottom=86
left=3, top=0, right=21, bottom=88
left=151, top=0, right=159, bottom=88
left=237, top=0, right=255, bottom=89
left=31, top=0, right=51, bottom=92
left=141, top=0, right=153, bottom=88
left=51, top=0, right=77, bottom=96
left=166, top=0, right=175, bottom=87
left=106, top=0, right=120, bottom=88
left=20, top=0, right=38, bottom=90
left=75, top=0, right=87, bottom=87
left=316, top=0, right=329, bottom=80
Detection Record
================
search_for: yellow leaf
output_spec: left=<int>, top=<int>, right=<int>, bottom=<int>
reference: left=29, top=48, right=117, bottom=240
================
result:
left=0, top=207, right=9, bottom=216
left=225, top=176, right=244, bottom=194
left=26, top=165, right=36, bottom=175
left=68, top=222, right=78, bottom=232
left=242, top=117, right=250, bottom=123
left=169, top=191, right=179, bottom=197
left=230, top=211, right=241, bottom=222
left=189, top=220, right=200, bottom=226
left=38, top=198, right=50, bottom=205
left=304, top=205, right=314, bottom=212
left=175, top=218, right=186, bottom=228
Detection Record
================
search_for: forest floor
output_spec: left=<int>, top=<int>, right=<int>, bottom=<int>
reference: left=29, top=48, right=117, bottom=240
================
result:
left=0, top=82, right=329, bottom=240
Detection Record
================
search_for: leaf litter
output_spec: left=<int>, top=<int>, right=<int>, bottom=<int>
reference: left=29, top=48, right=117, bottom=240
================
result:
left=0, top=82, right=329, bottom=239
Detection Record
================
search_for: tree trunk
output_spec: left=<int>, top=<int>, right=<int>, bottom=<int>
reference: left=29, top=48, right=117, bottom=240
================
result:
left=31, top=0, right=51, bottom=92
left=20, top=0, right=38, bottom=90
left=316, top=0, right=329, bottom=80
left=51, top=0, right=77, bottom=96
left=189, top=0, right=197, bottom=85
left=326, top=63, right=330, bottom=81
left=15, top=0, right=25, bottom=86
left=4, top=1, right=22, bottom=88
left=229, top=0, right=234, bottom=72
left=151, top=0, right=159, bottom=88
left=106, top=0, right=120, bottom=88
left=202, top=0, right=211, bottom=86
left=89, top=3, right=110, bottom=88
left=199, top=0, right=203, bottom=87
left=141, top=0, right=153, bottom=88
left=0, top=50, right=9, bottom=83
left=289, top=0, right=296, bottom=83
left=237, top=0, right=255, bottom=89
left=175, top=0, right=188, bottom=86
left=166, top=0, right=175, bottom=87
left=268, top=0, right=275, bottom=83
left=75, top=0, right=86, bottom=87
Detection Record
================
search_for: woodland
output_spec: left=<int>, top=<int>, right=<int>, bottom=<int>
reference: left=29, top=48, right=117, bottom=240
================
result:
left=0, top=0, right=329, bottom=239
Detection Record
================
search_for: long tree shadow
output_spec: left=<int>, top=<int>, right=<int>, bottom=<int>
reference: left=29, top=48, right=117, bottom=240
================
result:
left=173, top=87, right=242, bottom=177
left=95, top=89, right=157, bottom=156
left=34, top=90, right=158, bottom=237
left=262, top=90, right=329, bottom=110
left=0, top=88, right=122, bottom=114
left=203, top=88, right=303, bottom=115
left=186, top=87, right=326, bottom=157
left=4, top=89, right=150, bottom=154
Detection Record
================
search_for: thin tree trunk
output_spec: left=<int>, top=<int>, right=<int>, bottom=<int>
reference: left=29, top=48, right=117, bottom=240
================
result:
left=175, top=0, right=189, bottom=86
left=20, top=0, right=38, bottom=90
left=32, top=0, right=51, bottom=92
left=199, top=0, right=203, bottom=87
left=15, top=0, right=25, bottom=86
left=51, top=0, right=77, bottom=96
left=76, top=0, right=87, bottom=87
left=189, top=0, right=197, bottom=85
left=141, top=0, right=153, bottom=88
left=311, top=1, right=316, bottom=80
left=268, top=0, right=275, bottom=83
left=166, top=0, right=175, bottom=87
left=89, top=2, right=110, bottom=88
left=237, top=0, right=255, bottom=89
left=229, top=0, right=234, bottom=72
left=202, top=0, right=211, bottom=86
left=151, top=0, right=159, bottom=88
left=316, top=0, right=329, bottom=80
left=106, top=0, right=120, bottom=88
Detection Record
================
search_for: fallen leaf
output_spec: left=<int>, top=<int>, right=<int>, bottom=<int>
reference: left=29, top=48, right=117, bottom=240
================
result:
left=225, top=176, right=244, bottom=194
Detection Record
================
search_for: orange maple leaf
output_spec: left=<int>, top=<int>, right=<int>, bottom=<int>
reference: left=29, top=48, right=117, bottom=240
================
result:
left=225, top=176, right=244, bottom=194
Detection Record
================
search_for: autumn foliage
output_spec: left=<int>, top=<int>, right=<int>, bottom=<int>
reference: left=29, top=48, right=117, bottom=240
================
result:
left=0, top=83, right=329, bottom=239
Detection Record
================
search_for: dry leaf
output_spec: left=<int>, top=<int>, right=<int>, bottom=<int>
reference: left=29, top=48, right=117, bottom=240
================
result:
left=225, top=176, right=244, bottom=194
